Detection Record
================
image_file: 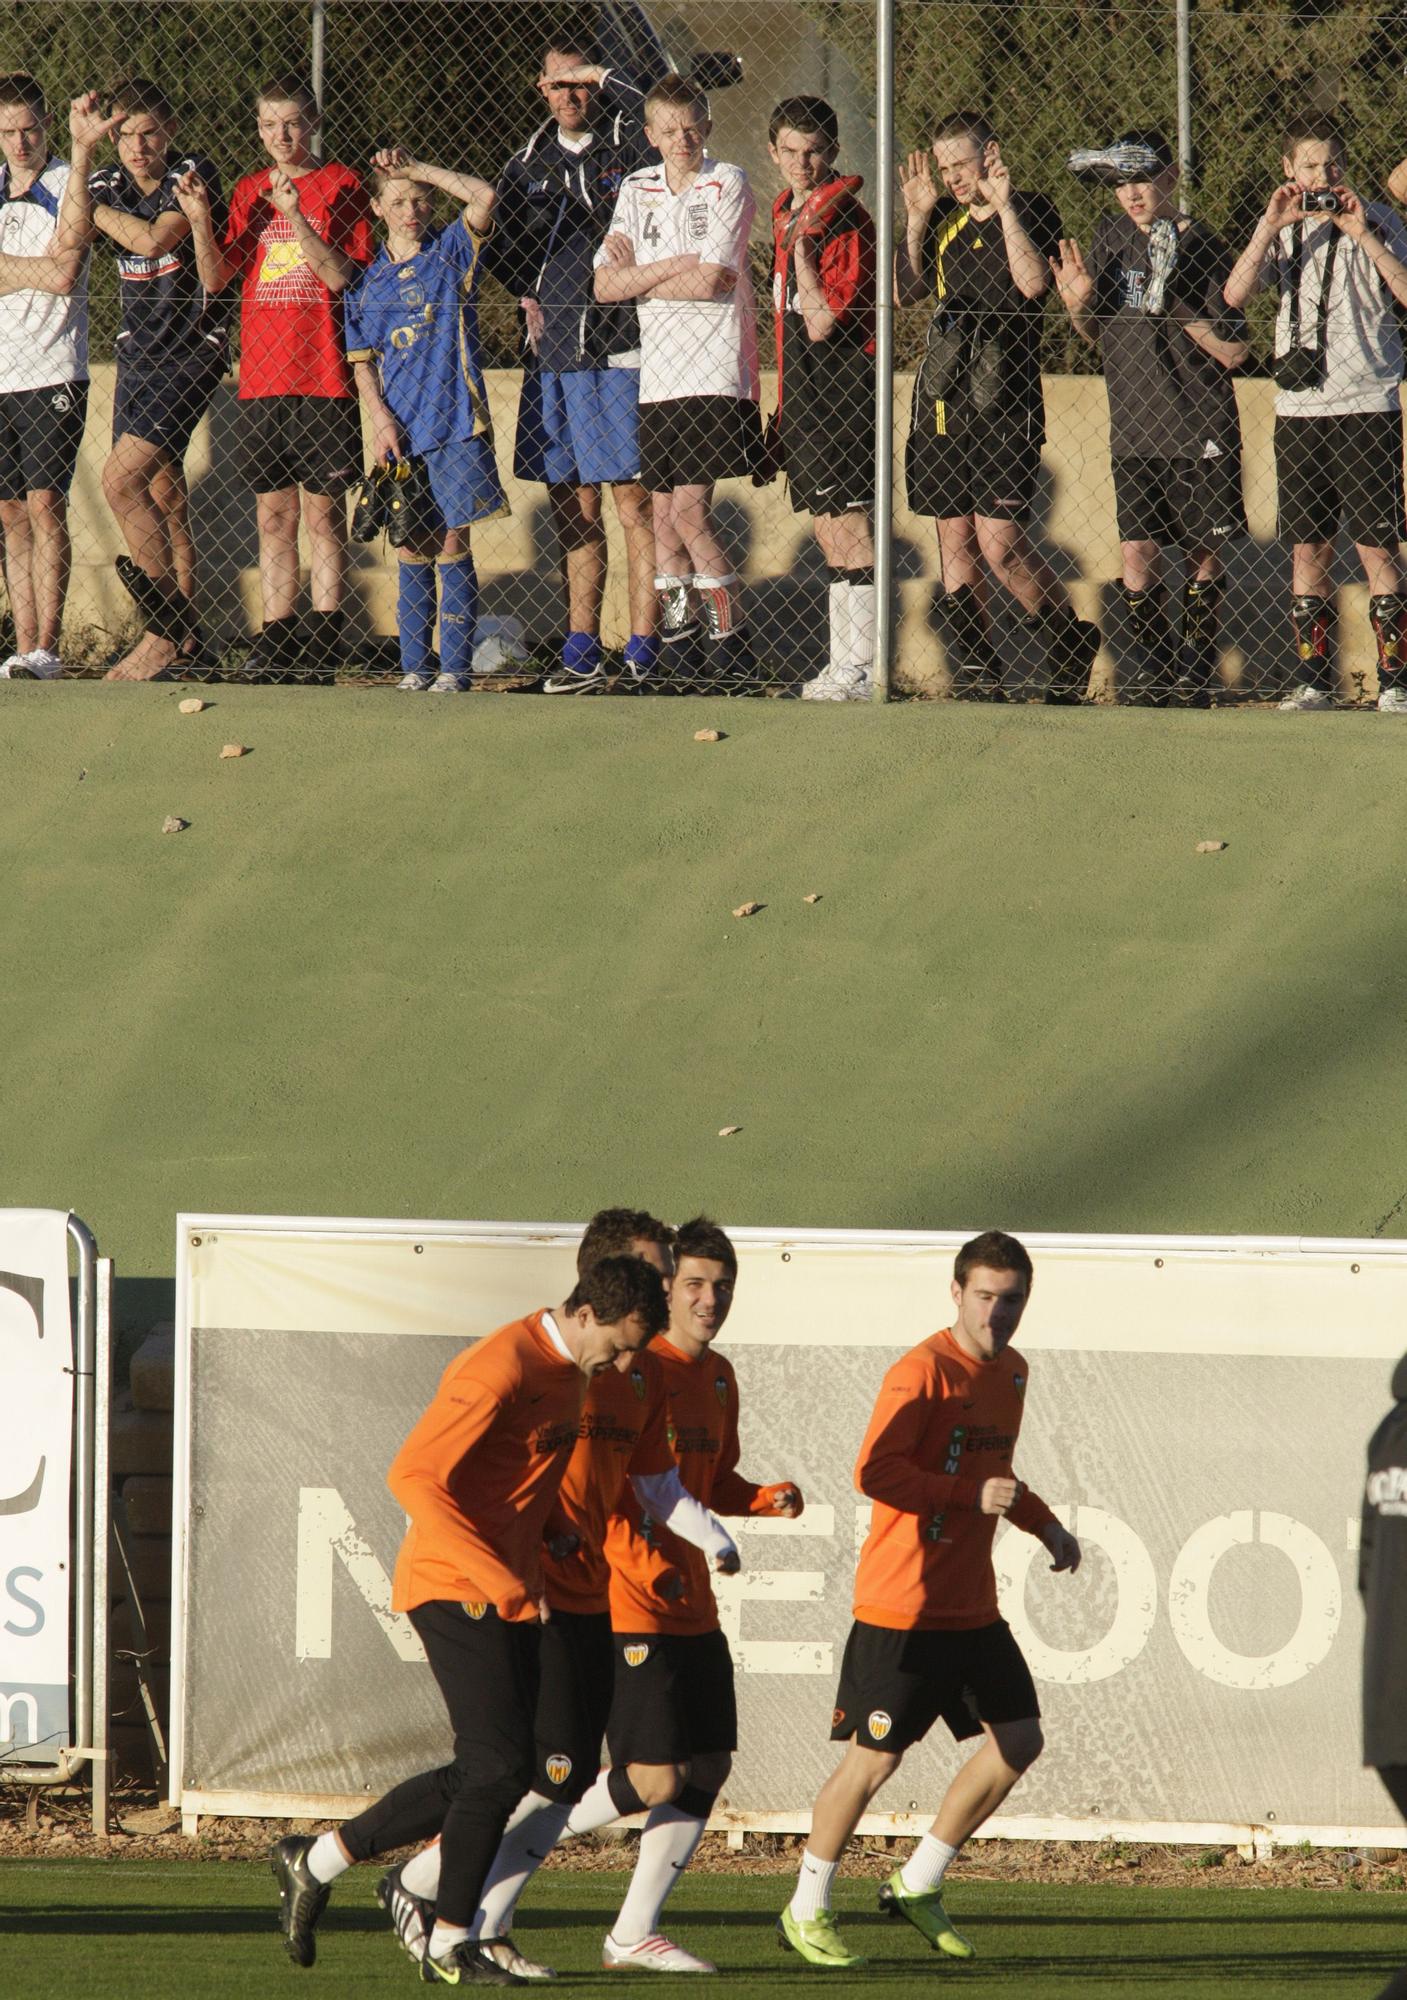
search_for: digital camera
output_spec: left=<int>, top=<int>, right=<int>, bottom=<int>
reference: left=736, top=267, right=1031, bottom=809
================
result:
left=1301, top=189, right=1343, bottom=214
left=1274, top=347, right=1326, bottom=392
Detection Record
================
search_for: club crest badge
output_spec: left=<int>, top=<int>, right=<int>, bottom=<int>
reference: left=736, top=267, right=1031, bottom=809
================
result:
left=462, top=1600, right=488, bottom=1621
left=630, top=1366, right=646, bottom=1402
left=831, top=1707, right=846, bottom=1729
left=714, top=1374, right=728, bottom=1408
left=867, top=1709, right=893, bottom=1741
left=545, top=1752, right=572, bottom=1787
left=624, top=1643, right=650, bottom=1668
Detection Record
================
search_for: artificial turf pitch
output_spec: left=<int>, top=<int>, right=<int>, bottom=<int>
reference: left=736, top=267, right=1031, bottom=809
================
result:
left=1, top=1863, right=1404, bottom=1997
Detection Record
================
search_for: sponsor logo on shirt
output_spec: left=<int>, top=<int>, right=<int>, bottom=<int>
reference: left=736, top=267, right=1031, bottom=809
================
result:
left=688, top=203, right=709, bottom=241
left=867, top=1709, right=893, bottom=1741
left=258, top=238, right=307, bottom=285
left=545, top=1752, right=573, bottom=1786
left=1367, top=1465, right=1407, bottom=1515
left=624, top=1643, right=650, bottom=1667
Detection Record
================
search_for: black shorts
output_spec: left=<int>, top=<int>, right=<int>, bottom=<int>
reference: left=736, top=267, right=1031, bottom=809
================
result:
left=605, top=1627, right=737, bottom=1765
left=905, top=418, right=1041, bottom=523
left=0, top=381, right=88, bottom=501
left=1113, top=453, right=1245, bottom=552
left=829, top=1618, right=1039, bottom=1754
left=1275, top=410, right=1407, bottom=550
left=784, top=401, right=874, bottom=517
left=113, top=350, right=224, bottom=460
left=236, top=392, right=363, bottom=496
left=638, top=395, right=760, bottom=494
left=533, top=1609, right=614, bottom=1804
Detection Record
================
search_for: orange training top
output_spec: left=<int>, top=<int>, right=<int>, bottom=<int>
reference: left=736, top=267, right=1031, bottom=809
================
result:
left=388, top=1311, right=584, bottom=1623
left=542, top=1347, right=674, bottom=1616
left=607, top=1336, right=784, bottom=1635
left=852, top=1325, right=1054, bottom=1631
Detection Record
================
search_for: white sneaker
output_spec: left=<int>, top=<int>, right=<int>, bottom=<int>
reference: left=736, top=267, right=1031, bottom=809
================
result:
left=24, top=647, right=63, bottom=679
left=1378, top=686, right=1407, bottom=713
left=802, top=664, right=871, bottom=702
left=481, top=1936, right=557, bottom=1979
left=1277, top=683, right=1332, bottom=711
left=602, top=1933, right=716, bottom=1973
left=397, top=672, right=433, bottom=691
left=429, top=672, right=469, bottom=693
left=0, top=652, right=33, bottom=678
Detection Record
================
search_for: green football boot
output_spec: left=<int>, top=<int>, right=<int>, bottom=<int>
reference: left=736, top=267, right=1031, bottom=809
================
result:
left=878, top=1869, right=976, bottom=1958
left=776, top=1905, right=867, bottom=1968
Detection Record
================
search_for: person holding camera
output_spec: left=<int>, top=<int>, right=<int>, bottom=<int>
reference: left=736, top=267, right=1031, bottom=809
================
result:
left=1052, top=132, right=1247, bottom=706
left=1225, top=119, right=1407, bottom=712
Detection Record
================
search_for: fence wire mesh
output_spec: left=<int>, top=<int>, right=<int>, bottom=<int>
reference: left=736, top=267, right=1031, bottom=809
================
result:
left=0, top=0, right=1405, bottom=707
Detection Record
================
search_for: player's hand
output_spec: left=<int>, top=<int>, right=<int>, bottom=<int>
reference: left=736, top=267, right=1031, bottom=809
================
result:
left=1050, top=237, right=1094, bottom=312
left=600, top=232, right=634, bottom=268
left=553, top=63, right=607, bottom=87
left=371, top=413, right=404, bottom=465
left=69, top=91, right=123, bottom=154
left=1265, top=181, right=1307, bottom=229
left=268, top=168, right=301, bottom=217
left=537, top=1593, right=552, bottom=1623
left=980, top=1476, right=1025, bottom=1516
left=1388, top=159, right=1407, bottom=209
left=1042, top=1520, right=1082, bottom=1573
left=712, top=1546, right=741, bottom=1576
left=1333, top=186, right=1369, bottom=239
left=520, top=296, right=545, bottom=353
left=655, top=1566, right=686, bottom=1602
left=900, top=148, right=939, bottom=220
left=372, top=146, right=421, bottom=180
left=757, top=1481, right=804, bottom=1520
left=977, top=140, right=1013, bottom=213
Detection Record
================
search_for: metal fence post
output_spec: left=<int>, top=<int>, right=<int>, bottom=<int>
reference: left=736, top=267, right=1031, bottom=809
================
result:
left=872, top=0, right=895, bottom=700
left=311, top=0, right=327, bottom=160
left=1176, top=0, right=1193, bottom=193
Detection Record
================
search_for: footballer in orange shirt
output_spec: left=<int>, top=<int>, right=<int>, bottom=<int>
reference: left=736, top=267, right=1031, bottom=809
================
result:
left=556, top=1216, right=805, bottom=1973
left=268, top=1251, right=669, bottom=1986
left=779, top=1230, right=1081, bottom=1971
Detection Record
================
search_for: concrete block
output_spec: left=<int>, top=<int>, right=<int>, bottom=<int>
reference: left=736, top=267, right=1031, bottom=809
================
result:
left=110, top=1397, right=172, bottom=1478
left=121, top=1476, right=173, bottom=1537
left=130, top=1329, right=175, bottom=1412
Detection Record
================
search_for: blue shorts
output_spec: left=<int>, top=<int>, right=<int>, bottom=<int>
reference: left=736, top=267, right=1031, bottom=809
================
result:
left=423, top=433, right=507, bottom=534
left=513, top=366, right=639, bottom=487
left=113, top=351, right=224, bottom=459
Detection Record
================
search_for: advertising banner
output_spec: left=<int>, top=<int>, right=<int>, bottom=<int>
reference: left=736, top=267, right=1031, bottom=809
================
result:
left=0, top=1208, right=74, bottom=1767
left=173, top=1220, right=1405, bottom=1839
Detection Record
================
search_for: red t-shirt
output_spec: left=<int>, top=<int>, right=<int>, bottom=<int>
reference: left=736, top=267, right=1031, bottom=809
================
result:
left=224, top=160, right=373, bottom=399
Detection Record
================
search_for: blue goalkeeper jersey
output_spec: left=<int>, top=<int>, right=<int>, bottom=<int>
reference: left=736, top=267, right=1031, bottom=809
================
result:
left=344, top=214, right=492, bottom=452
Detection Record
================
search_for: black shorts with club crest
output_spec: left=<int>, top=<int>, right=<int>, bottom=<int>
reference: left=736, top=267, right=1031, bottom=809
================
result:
left=236, top=392, right=363, bottom=496
left=605, top=1626, right=738, bottom=1765
left=829, top=1617, right=1039, bottom=1753
left=1275, top=410, right=1407, bottom=550
left=637, top=395, right=760, bottom=494
left=532, top=1608, right=616, bottom=1804
left=0, top=381, right=88, bottom=500
left=1112, top=452, right=1246, bottom=551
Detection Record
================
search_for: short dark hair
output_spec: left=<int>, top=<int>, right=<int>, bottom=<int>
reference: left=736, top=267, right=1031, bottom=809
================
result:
left=1283, top=117, right=1346, bottom=160
left=769, top=96, right=838, bottom=150
left=564, top=1252, right=669, bottom=1335
left=257, top=75, right=319, bottom=118
left=110, top=78, right=176, bottom=126
left=576, top=1207, right=674, bottom=1277
left=672, top=1215, right=737, bottom=1280
left=0, top=74, right=45, bottom=118
left=644, top=72, right=708, bottom=124
left=931, top=108, right=994, bottom=152
left=954, top=1230, right=1033, bottom=1290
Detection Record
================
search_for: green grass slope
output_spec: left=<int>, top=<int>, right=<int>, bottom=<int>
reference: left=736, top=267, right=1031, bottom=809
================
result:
left=4, top=685, right=1407, bottom=1278
left=0, top=1863, right=1403, bottom=1997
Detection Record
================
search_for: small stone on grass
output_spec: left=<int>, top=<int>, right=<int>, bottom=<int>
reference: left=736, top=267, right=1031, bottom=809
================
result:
left=803, top=892, right=821, bottom=904
left=178, top=697, right=206, bottom=715
left=732, top=901, right=762, bottom=918
left=161, top=815, right=189, bottom=834
left=718, top=1125, right=742, bottom=1138
left=219, top=743, right=249, bottom=759
left=694, top=727, right=725, bottom=742
left=1195, top=839, right=1228, bottom=854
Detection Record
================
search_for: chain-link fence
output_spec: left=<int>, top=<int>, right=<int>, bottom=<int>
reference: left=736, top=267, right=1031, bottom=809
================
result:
left=0, top=0, right=1405, bottom=707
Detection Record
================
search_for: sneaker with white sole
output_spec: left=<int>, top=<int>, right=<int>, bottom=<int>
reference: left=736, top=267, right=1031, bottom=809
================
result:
left=802, top=664, right=871, bottom=702
left=541, top=661, right=607, bottom=695
left=376, top=1862, right=434, bottom=1963
left=1379, top=686, right=1407, bottom=713
left=398, top=672, right=434, bottom=690
left=0, top=652, right=35, bottom=678
left=430, top=672, right=470, bottom=692
left=602, top=1932, right=716, bottom=1973
left=1278, top=683, right=1333, bottom=711
left=481, top=1937, right=556, bottom=1980
left=23, top=647, right=63, bottom=679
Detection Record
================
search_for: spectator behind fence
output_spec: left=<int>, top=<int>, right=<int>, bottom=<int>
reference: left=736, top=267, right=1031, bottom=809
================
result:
left=764, top=96, right=876, bottom=702
left=176, top=75, right=372, bottom=685
left=491, top=42, right=662, bottom=697
left=0, top=74, right=90, bottom=682
left=59, top=82, right=227, bottom=682
left=1225, top=120, right=1407, bottom=714
left=1053, top=132, right=1247, bottom=707
left=594, top=72, right=761, bottom=685
left=898, top=112, right=1099, bottom=705
left=345, top=150, right=505, bottom=693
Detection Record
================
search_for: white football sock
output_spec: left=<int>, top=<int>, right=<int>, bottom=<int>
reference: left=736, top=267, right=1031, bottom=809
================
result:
left=400, top=1836, right=441, bottom=1899
left=612, top=1805, right=706, bottom=1943
left=306, top=1831, right=352, bottom=1883
left=428, top=1919, right=470, bottom=1957
left=564, top=1767, right=620, bottom=1837
left=473, top=1793, right=571, bottom=1939
left=788, top=1848, right=838, bottom=1919
left=899, top=1831, right=960, bottom=1895
left=847, top=574, right=876, bottom=674
left=828, top=577, right=851, bottom=673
